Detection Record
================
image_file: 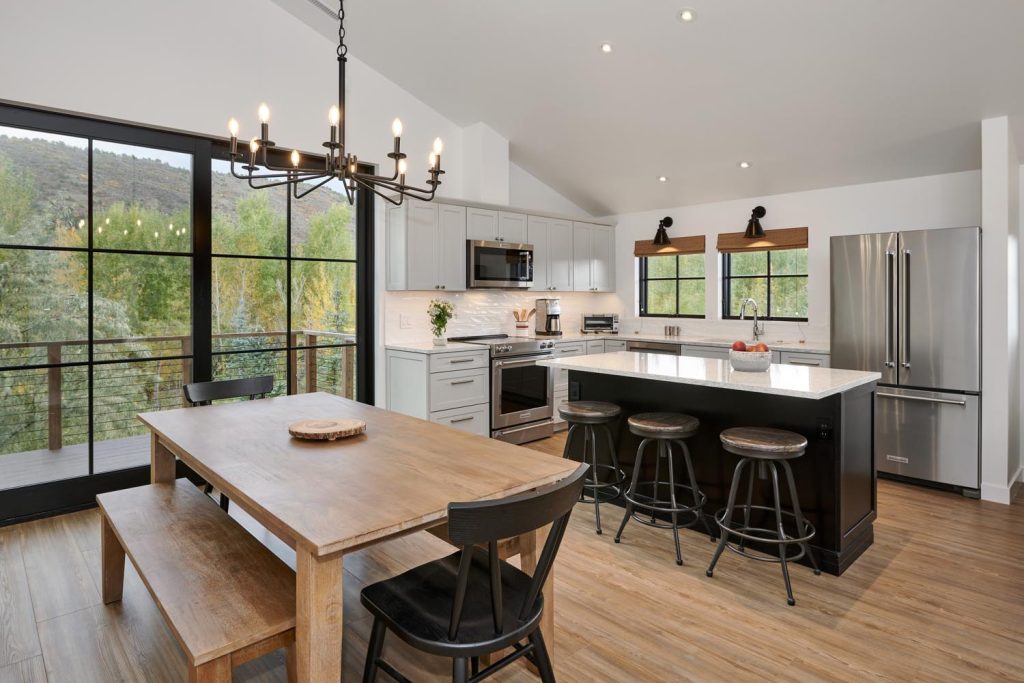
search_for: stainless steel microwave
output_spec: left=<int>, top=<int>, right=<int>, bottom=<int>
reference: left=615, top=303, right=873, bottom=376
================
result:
left=467, top=240, right=533, bottom=289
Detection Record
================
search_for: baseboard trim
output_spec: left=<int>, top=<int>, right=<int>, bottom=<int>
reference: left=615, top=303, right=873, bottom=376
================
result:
left=1011, top=466, right=1024, bottom=502
left=981, top=482, right=1012, bottom=504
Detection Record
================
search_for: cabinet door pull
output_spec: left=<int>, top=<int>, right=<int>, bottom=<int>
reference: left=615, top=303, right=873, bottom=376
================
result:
left=787, top=359, right=821, bottom=366
left=450, top=416, right=475, bottom=423
left=448, top=358, right=474, bottom=364
left=450, top=379, right=475, bottom=386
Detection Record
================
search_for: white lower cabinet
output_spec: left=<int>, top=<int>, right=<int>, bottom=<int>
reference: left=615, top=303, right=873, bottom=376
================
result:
left=680, top=344, right=731, bottom=360
left=586, top=340, right=606, bottom=354
left=780, top=351, right=831, bottom=367
left=604, top=340, right=628, bottom=352
left=386, top=348, right=491, bottom=436
left=430, top=404, right=489, bottom=437
left=553, top=390, right=570, bottom=431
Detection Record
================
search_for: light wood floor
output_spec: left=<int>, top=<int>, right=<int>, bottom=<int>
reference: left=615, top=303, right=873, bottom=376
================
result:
left=1, top=433, right=1022, bottom=682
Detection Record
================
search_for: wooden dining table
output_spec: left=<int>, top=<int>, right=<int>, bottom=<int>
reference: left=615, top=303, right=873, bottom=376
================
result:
left=138, top=391, right=579, bottom=682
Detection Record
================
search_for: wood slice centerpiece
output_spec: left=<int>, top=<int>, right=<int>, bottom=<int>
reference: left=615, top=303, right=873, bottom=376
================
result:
left=288, top=417, right=367, bottom=441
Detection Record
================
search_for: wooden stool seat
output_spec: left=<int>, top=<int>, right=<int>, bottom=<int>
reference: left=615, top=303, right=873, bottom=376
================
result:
left=557, top=400, right=621, bottom=424
left=98, top=480, right=296, bottom=682
left=720, top=426, right=808, bottom=459
left=627, top=412, right=700, bottom=440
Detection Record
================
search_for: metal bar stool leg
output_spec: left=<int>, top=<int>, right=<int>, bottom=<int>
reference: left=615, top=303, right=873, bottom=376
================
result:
left=676, top=439, right=713, bottom=541
left=767, top=461, right=796, bottom=606
left=781, top=459, right=821, bottom=576
left=739, top=462, right=755, bottom=551
left=650, top=443, right=662, bottom=525
left=707, top=458, right=750, bottom=577
left=664, top=440, right=684, bottom=566
left=602, top=424, right=624, bottom=499
left=561, top=423, right=578, bottom=460
left=615, top=438, right=651, bottom=543
left=587, top=425, right=603, bottom=534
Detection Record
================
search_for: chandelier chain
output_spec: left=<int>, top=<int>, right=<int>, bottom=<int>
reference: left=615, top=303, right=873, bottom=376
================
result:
left=337, top=0, right=347, bottom=58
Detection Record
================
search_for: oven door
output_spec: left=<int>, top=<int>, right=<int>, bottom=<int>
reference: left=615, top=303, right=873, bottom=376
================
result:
left=491, top=354, right=554, bottom=429
left=468, top=241, right=533, bottom=288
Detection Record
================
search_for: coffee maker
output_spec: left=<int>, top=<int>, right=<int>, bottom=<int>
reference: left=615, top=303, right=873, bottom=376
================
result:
left=535, top=298, right=562, bottom=336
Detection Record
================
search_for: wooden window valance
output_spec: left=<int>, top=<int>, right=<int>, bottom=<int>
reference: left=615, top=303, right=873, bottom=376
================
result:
left=634, top=234, right=705, bottom=257
left=716, top=227, right=808, bottom=253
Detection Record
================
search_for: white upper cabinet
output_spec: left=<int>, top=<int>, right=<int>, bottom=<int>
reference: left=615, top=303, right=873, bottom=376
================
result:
left=389, top=200, right=612, bottom=293
left=529, top=216, right=574, bottom=292
left=573, top=222, right=615, bottom=292
left=498, top=211, right=528, bottom=243
left=387, top=201, right=466, bottom=291
left=437, top=204, right=468, bottom=291
left=466, top=208, right=499, bottom=241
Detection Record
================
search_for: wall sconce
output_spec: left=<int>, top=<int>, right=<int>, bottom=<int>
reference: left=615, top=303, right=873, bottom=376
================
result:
left=653, top=216, right=673, bottom=246
left=744, top=206, right=766, bottom=239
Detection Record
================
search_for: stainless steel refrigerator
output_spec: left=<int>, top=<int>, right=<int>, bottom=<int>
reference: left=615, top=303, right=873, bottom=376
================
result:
left=831, top=227, right=981, bottom=492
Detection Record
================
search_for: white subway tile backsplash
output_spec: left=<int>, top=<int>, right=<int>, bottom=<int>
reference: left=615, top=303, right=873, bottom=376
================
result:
left=384, top=291, right=621, bottom=342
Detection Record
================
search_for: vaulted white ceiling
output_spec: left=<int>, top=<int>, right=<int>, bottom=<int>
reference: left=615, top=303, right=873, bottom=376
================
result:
left=274, top=0, right=1024, bottom=216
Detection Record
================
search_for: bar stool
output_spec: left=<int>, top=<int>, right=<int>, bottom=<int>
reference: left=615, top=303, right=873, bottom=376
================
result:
left=559, top=401, right=626, bottom=535
left=613, top=412, right=712, bottom=566
left=705, top=427, right=821, bottom=606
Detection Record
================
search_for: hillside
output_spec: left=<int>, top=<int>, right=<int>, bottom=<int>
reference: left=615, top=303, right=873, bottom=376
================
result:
left=0, top=132, right=353, bottom=245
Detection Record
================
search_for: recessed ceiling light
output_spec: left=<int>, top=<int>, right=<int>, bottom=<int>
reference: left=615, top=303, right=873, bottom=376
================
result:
left=658, top=176, right=668, bottom=183
left=678, top=8, right=697, bottom=23
left=738, top=161, right=751, bottom=169
left=600, top=42, right=613, bottom=53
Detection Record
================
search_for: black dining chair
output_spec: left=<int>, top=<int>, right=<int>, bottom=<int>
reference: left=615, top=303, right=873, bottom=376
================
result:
left=360, top=464, right=588, bottom=683
left=182, top=375, right=275, bottom=510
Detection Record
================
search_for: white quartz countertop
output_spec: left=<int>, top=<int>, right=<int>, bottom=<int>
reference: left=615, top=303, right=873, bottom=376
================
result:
left=386, top=333, right=828, bottom=355
left=557, top=332, right=829, bottom=354
left=383, top=340, right=487, bottom=354
left=538, top=351, right=879, bottom=400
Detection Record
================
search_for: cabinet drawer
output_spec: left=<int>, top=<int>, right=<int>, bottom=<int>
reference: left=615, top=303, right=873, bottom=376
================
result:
left=680, top=344, right=730, bottom=360
left=604, top=340, right=627, bottom=352
left=429, top=368, right=489, bottom=412
left=779, top=351, right=831, bottom=368
left=553, top=343, right=586, bottom=391
left=429, top=350, right=489, bottom=373
left=430, top=404, right=489, bottom=437
left=586, top=340, right=606, bottom=354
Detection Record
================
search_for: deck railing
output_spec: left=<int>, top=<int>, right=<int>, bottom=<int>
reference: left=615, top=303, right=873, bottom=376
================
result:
left=0, top=332, right=356, bottom=453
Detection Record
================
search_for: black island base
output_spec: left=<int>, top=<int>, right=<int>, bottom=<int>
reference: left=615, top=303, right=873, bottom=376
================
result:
left=563, top=370, right=877, bottom=576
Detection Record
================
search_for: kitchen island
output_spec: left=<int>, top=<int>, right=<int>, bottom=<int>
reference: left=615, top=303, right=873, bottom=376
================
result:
left=539, top=352, right=881, bottom=575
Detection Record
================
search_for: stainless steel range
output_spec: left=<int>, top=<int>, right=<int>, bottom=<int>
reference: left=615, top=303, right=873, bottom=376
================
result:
left=449, top=334, right=555, bottom=444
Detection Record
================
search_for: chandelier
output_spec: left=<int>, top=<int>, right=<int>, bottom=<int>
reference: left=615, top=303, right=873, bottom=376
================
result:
left=226, top=0, right=445, bottom=205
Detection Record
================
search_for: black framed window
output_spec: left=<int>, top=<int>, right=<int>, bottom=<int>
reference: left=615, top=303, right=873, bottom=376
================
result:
left=0, top=102, right=374, bottom=523
left=638, top=253, right=705, bottom=318
left=722, top=248, right=808, bottom=321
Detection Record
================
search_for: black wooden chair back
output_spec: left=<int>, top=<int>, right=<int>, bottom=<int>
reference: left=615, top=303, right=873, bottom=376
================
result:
left=445, top=464, right=587, bottom=641
left=182, top=375, right=274, bottom=407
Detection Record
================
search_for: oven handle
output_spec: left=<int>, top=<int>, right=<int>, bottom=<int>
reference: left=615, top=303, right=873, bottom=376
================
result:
left=492, top=354, right=553, bottom=368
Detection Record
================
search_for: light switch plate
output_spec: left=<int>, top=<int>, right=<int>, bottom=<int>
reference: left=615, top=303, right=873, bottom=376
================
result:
left=399, top=314, right=412, bottom=329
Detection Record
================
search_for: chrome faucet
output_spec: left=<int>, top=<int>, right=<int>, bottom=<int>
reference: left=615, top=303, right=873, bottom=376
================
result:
left=739, top=298, right=765, bottom=341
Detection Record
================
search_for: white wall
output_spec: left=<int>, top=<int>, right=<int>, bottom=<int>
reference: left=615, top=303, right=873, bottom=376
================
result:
left=0, top=0, right=466, bottom=198
left=510, top=163, right=592, bottom=218
left=607, top=170, right=982, bottom=346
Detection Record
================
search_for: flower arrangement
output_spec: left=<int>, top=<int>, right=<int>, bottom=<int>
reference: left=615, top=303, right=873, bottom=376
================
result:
left=427, top=299, right=455, bottom=344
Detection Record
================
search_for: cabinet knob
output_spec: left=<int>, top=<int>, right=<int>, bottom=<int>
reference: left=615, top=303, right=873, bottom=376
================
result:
left=441, top=285, right=446, bottom=289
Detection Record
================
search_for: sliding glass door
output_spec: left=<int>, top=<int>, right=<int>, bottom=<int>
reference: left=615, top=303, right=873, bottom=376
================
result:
left=0, top=104, right=373, bottom=523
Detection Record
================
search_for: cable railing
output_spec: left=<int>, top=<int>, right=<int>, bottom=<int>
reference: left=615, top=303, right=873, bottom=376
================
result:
left=0, top=331, right=356, bottom=457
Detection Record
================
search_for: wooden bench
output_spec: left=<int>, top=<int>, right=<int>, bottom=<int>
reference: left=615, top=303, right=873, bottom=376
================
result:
left=98, top=479, right=297, bottom=682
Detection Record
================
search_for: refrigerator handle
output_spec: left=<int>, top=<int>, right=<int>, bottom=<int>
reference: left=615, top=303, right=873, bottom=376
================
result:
left=901, top=249, right=911, bottom=369
left=884, top=250, right=896, bottom=368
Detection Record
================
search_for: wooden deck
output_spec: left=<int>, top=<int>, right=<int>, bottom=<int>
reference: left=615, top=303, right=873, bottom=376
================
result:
left=0, top=433, right=1022, bottom=681
left=0, top=436, right=150, bottom=490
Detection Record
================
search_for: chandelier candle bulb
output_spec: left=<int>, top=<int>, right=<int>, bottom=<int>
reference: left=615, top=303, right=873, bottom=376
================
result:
left=228, top=118, right=239, bottom=155
left=433, top=137, right=444, bottom=155
left=290, top=150, right=300, bottom=167
left=249, top=137, right=259, bottom=154
left=392, top=118, right=403, bottom=138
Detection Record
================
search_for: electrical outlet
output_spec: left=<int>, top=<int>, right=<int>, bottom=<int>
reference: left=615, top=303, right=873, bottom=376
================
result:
left=816, top=418, right=833, bottom=440
left=399, top=314, right=412, bottom=329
